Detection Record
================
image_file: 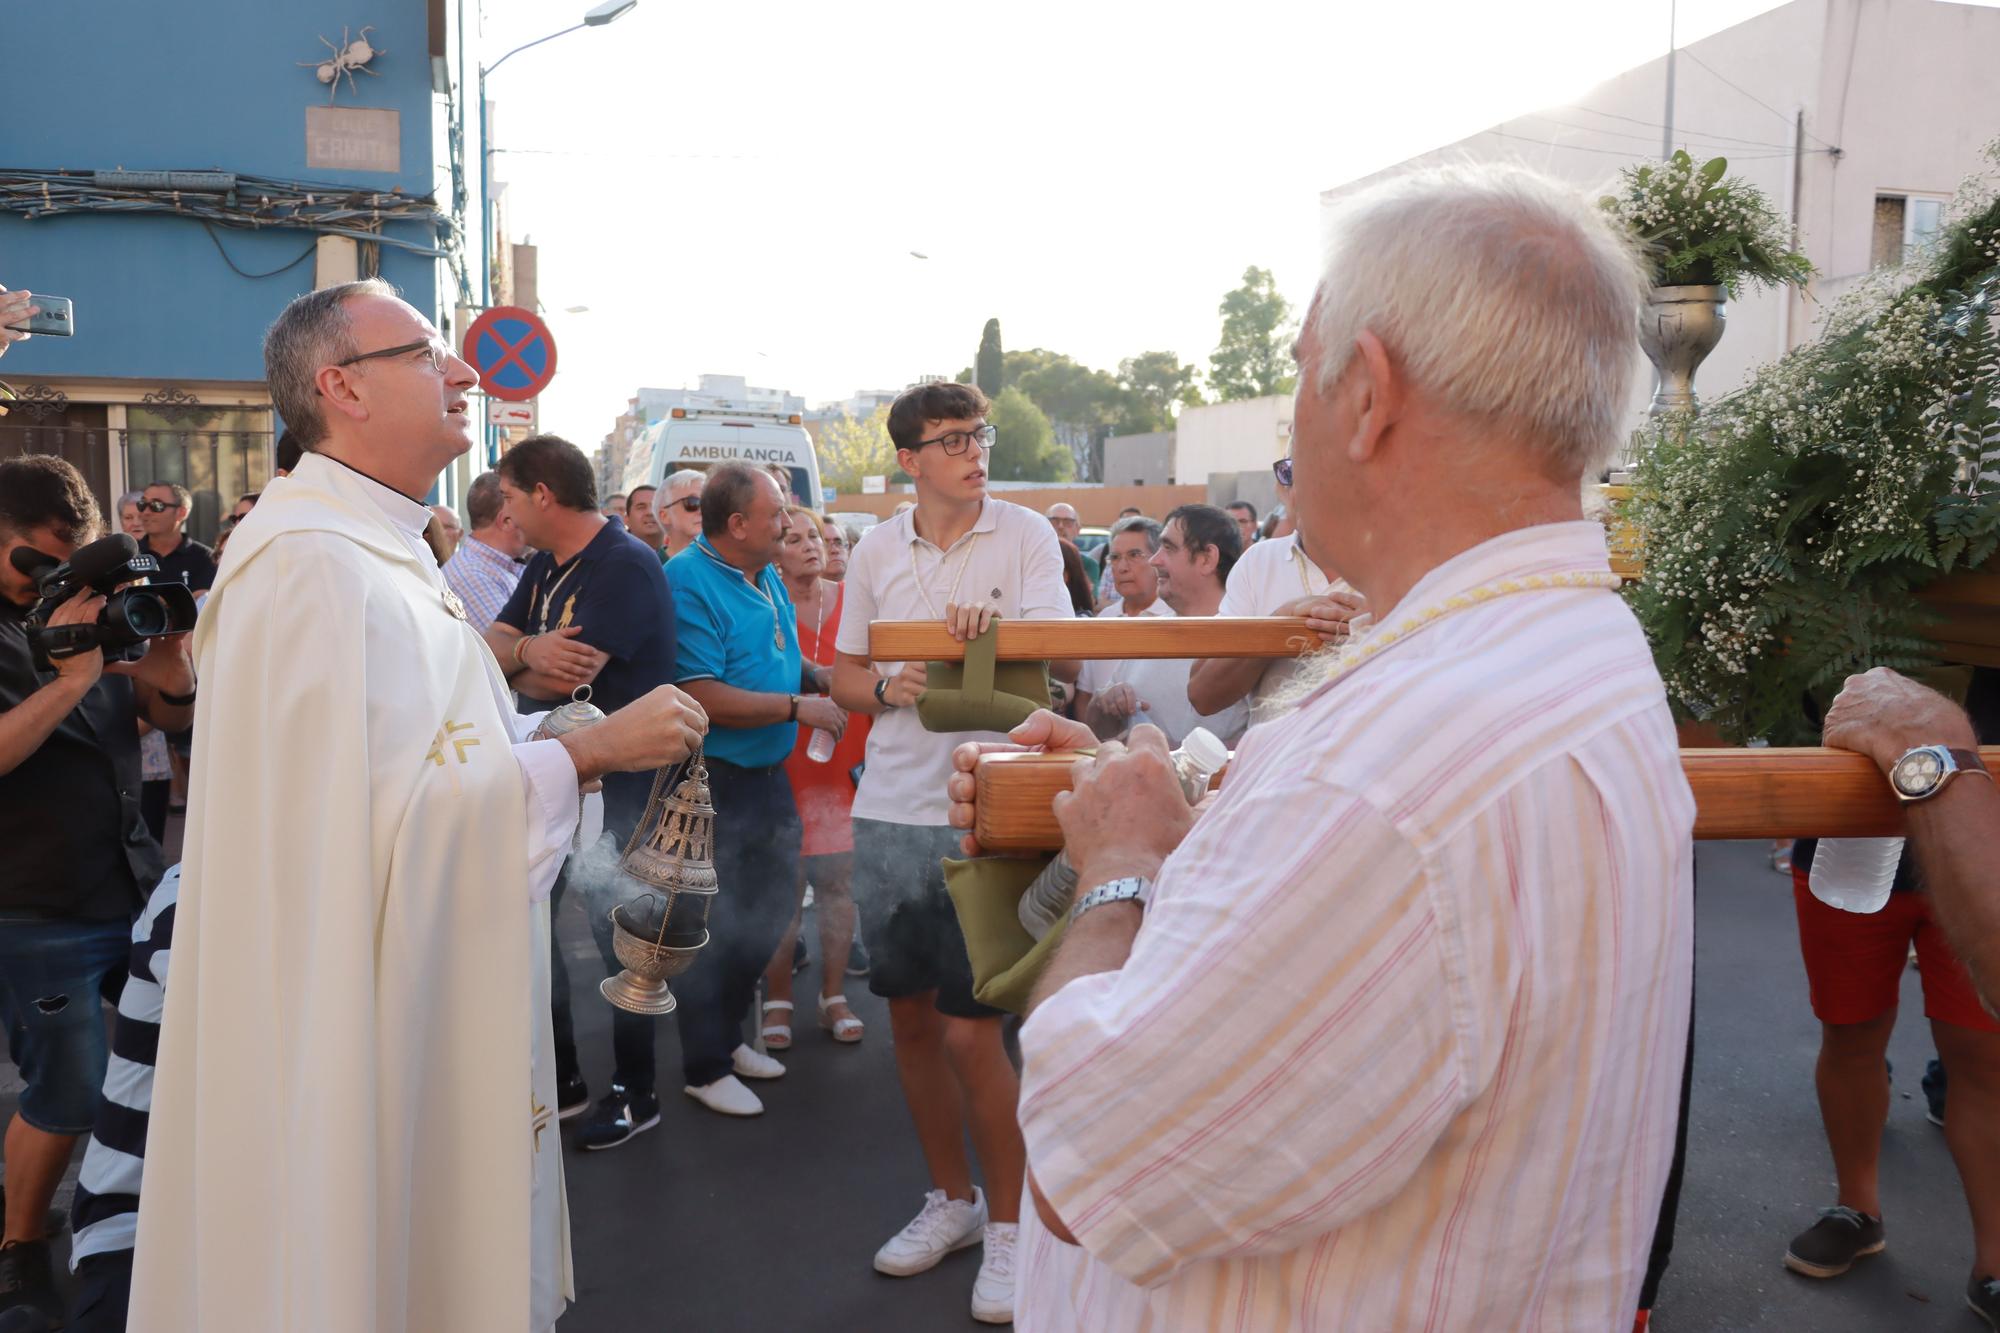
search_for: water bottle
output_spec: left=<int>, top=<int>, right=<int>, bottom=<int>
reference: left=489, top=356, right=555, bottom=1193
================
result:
left=806, top=714, right=844, bottom=764
left=1016, top=729, right=1233, bottom=939
left=1808, top=837, right=1903, bottom=914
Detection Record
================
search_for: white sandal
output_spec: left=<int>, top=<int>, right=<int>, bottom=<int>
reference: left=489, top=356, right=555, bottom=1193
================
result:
left=818, top=993, right=864, bottom=1044
left=761, top=1000, right=794, bottom=1051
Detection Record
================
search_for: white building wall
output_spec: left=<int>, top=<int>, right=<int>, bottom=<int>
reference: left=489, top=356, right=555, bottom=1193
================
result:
left=1318, top=0, right=2000, bottom=434
left=1174, top=395, right=1294, bottom=486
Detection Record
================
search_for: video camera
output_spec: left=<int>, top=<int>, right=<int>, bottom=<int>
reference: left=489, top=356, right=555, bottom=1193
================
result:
left=9, top=533, right=198, bottom=671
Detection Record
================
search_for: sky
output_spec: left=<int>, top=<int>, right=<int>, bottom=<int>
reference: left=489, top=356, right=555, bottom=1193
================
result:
left=481, top=0, right=1799, bottom=444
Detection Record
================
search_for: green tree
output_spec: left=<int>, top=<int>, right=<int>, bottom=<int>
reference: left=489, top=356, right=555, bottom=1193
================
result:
left=987, top=386, right=1071, bottom=482
left=1003, top=348, right=1126, bottom=478
left=814, top=407, right=898, bottom=495
left=1116, top=351, right=1204, bottom=433
left=975, top=318, right=1005, bottom=399
left=1208, top=266, right=1297, bottom=401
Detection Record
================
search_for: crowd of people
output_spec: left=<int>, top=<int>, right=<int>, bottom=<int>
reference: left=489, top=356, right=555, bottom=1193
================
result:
left=0, top=159, right=1997, bottom=1333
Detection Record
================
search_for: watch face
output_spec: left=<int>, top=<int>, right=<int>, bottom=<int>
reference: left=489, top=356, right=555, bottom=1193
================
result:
left=1892, top=747, right=1946, bottom=797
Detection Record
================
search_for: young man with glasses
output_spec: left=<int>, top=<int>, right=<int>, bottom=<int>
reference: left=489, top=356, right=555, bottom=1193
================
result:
left=1187, top=455, right=1366, bottom=721
left=830, top=382, right=1073, bottom=1324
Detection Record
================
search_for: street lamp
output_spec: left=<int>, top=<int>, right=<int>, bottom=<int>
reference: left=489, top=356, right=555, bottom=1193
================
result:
left=475, top=0, right=635, bottom=456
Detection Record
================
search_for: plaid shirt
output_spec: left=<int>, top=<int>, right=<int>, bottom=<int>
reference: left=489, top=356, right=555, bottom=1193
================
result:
left=442, top=534, right=524, bottom=633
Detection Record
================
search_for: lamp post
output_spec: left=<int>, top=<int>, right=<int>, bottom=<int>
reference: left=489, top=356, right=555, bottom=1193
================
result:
left=475, top=0, right=635, bottom=458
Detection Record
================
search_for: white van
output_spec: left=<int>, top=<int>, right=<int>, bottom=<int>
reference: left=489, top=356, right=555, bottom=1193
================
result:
left=621, top=406, right=823, bottom=508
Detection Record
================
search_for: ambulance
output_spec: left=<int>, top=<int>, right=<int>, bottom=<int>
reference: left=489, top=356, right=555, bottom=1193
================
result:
left=621, top=405, right=824, bottom=509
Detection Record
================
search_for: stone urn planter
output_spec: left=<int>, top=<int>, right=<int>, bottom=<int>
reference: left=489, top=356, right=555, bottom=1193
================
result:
left=1638, top=284, right=1727, bottom=416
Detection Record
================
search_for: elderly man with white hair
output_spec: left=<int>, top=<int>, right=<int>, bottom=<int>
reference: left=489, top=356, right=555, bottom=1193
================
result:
left=948, top=164, right=1694, bottom=1329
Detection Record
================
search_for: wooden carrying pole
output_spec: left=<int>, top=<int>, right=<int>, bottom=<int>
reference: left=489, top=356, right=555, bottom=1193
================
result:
left=870, top=617, right=1318, bottom=662
left=970, top=746, right=2000, bottom=854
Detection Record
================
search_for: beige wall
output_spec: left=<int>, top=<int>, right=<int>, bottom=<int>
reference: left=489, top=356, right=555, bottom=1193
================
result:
left=824, top=484, right=1205, bottom=527
left=1318, top=0, right=2000, bottom=433
left=1173, top=395, right=1294, bottom=489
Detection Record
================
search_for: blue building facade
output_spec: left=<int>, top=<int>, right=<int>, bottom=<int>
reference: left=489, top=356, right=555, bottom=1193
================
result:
left=0, top=1, right=486, bottom=537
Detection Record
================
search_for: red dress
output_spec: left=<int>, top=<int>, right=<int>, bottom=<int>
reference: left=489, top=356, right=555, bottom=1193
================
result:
left=784, top=581, right=871, bottom=856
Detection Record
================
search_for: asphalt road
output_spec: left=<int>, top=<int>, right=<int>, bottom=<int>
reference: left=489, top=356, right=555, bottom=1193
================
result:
left=1, top=838, right=1986, bottom=1330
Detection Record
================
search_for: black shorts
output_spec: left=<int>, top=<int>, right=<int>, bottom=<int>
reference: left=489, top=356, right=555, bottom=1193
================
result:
left=851, top=819, right=1002, bottom=1021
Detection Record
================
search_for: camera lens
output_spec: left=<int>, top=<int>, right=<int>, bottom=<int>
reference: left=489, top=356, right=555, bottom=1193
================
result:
left=123, top=592, right=168, bottom=637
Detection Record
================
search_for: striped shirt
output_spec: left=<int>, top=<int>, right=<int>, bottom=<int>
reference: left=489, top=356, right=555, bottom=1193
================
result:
left=71, top=864, right=180, bottom=1269
left=1016, top=521, right=1695, bottom=1331
left=441, top=533, right=524, bottom=633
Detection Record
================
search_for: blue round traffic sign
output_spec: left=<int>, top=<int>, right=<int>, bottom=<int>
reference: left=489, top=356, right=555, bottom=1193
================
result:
left=463, top=305, right=557, bottom=402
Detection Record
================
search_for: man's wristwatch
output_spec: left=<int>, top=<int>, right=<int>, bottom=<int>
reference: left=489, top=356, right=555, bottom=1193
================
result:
left=1071, top=876, right=1152, bottom=924
left=1888, top=745, right=1991, bottom=803
left=874, top=677, right=895, bottom=709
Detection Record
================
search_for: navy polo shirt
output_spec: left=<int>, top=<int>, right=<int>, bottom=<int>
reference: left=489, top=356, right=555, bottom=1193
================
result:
left=496, top=519, right=678, bottom=829
left=665, top=535, right=801, bottom=768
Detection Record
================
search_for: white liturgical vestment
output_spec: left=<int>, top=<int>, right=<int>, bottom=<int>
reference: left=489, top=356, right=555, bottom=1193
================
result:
left=132, top=453, right=580, bottom=1332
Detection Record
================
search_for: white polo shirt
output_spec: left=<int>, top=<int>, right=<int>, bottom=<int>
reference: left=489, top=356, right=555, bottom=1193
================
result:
left=1077, top=599, right=1248, bottom=748
left=1215, top=532, right=1353, bottom=716
left=836, top=497, right=1074, bottom=826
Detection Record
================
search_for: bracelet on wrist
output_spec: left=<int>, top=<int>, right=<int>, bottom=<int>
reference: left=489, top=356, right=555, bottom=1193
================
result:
left=788, top=694, right=800, bottom=722
left=874, top=677, right=894, bottom=709
left=513, top=633, right=537, bottom=667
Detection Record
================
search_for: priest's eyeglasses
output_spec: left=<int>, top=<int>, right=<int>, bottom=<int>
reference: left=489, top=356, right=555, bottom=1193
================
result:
left=914, top=423, right=997, bottom=456
left=1272, top=457, right=1294, bottom=487
left=336, top=339, right=453, bottom=375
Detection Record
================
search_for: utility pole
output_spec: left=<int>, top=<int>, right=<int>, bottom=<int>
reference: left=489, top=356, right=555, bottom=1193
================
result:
left=1663, top=0, right=1677, bottom=159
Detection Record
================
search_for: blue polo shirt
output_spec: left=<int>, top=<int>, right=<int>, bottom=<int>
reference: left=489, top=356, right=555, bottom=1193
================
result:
left=666, top=535, right=801, bottom=768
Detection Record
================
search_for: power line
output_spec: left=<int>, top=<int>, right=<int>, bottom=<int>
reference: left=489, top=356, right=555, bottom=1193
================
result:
left=1478, top=128, right=1815, bottom=161
left=202, top=223, right=318, bottom=279
left=1560, top=105, right=1797, bottom=151
left=1681, top=49, right=1839, bottom=151
left=1519, top=112, right=1794, bottom=155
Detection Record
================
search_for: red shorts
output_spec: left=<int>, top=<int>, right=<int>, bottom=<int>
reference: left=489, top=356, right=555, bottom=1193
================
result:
left=1791, top=866, right=2000, bottom=1032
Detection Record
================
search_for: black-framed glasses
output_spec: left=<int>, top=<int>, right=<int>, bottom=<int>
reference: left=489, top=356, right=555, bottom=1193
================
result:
left=915, top=423, right=997, bottom=455
left=336, top=338, right=452, bottom=374
left=1272, top=457, right=1294, bottom=487
left=136, top=499, right=178, bottom=513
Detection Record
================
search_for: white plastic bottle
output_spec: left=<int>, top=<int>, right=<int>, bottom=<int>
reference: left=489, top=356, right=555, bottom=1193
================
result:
left=806, top=713, right=844, bottom=764
left=1807, top=837, right=1903, bottom=914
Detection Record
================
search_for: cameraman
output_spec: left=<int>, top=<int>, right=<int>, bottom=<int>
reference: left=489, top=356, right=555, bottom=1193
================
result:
left=0, top=456, right=192, bottom=1323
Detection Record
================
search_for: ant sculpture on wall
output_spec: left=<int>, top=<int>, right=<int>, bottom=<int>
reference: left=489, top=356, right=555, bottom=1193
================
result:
left=299, top=27, right=385, bottom=104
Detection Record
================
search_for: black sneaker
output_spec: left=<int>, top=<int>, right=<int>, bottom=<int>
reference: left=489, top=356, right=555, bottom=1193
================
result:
left=1784, top=1205, right=1885, bottom=1278
left=556, top=1073, right=590, bottom=1121
left=575, top=1085, right=661, bottom=1151
left=1923, top=1057, right=1948, bottom=1128
left=0, top=1239, right=60, bottom=1325
left=845, top=938, right=871, bottom=977
left=1970, top=1274, right=1999, bottom=1329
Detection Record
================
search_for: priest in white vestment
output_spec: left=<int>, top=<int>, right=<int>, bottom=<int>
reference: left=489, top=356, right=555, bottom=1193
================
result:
left=130, top=281, right=707, bottom=1333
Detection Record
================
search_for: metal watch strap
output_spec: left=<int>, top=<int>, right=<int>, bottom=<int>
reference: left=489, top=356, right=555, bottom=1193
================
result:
left=1071, top=876, right=1151, bottom=924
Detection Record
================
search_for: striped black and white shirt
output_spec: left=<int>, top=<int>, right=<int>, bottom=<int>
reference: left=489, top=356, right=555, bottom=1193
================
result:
left=69, top=863, right=178, bottom=1269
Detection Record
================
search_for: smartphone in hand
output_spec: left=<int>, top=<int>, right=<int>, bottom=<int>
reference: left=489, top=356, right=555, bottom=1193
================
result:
left=5, top=295, right=74, bottom=337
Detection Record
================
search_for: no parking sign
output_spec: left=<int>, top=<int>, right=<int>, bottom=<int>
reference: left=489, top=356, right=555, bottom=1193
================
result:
left=463, top=306, right=557, bottom=403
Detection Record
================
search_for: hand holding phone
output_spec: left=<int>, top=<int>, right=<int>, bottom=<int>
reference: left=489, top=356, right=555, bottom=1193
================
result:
left=1, top=289, right=73, bottom=341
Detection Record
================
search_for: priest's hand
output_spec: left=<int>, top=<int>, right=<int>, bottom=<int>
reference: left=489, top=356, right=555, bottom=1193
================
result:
left=946, top=708, right=1097, bottom=856
left=558, top=685, right=708, bottom=783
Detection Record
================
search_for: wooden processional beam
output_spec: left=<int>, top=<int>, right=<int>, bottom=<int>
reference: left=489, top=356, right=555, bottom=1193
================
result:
left=868, top=617, right=1319, bottom=662
left=969, top=746, right=2000, bottom=854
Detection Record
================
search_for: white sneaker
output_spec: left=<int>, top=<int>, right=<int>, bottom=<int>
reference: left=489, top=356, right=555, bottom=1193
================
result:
left=733, top=1043, right=786, bottom=1080
left=971, top=1221, right=1018, bottom=1324
left=873, top=1186, right=987, bottom=1277
left=683, top=1074, right=764, bottom=1117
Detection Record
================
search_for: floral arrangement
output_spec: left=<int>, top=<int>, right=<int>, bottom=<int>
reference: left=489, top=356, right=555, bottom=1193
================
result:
left=1599, top=149, right=1814, bottom=296
left=1623, top=145, right=2000, bottom=744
